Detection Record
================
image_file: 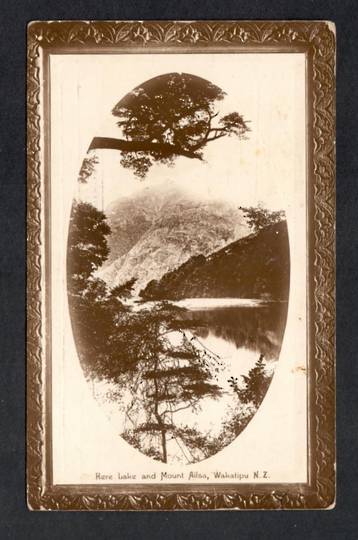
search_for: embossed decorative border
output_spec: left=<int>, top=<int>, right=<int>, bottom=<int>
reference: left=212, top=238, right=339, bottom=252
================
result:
left=27, top=20, right=336, bottom=510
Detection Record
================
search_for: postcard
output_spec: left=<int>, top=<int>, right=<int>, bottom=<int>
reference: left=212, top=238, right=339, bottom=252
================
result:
left=27, top=20, right=336, bottom=510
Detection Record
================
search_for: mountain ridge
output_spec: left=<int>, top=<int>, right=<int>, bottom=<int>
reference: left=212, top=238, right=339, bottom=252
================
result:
left=139, top=220, right=290, bottom=301
left=98, top=184, right=251, bottom=292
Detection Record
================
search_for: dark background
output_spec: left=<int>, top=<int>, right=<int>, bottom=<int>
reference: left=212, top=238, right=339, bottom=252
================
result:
left=0, top=1, right=357, bottom=538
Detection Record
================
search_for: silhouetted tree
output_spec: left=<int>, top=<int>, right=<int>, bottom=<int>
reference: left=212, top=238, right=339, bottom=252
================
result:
left=110, top=277, right=137, bottom=300
left=228, top=354, right=272, bottom=407
left=88, top=73, right=250, bottom=177
left=67, top=201, right=139, bottom=379
left=121, top=303, right=223, bottom=463
left=239, top=203, right=285, bottom=233
left=67, top=201, right=110, bottom=287
left=78, top=153, right=99, bottom=184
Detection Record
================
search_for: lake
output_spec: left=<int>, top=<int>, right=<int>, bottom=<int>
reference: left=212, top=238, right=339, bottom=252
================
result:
left=169, top=299, right=288, bottom=396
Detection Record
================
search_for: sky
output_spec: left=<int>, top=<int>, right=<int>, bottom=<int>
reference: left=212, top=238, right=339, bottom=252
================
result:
left=51, top=52, right=306, bottom=212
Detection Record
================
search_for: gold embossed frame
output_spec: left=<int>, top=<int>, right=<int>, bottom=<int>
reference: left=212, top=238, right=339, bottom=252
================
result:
left=27, top=20, right=336, bottom=511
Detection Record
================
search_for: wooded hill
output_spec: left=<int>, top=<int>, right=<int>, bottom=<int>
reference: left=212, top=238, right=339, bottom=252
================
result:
left=139, top=221, right=290, bottom=301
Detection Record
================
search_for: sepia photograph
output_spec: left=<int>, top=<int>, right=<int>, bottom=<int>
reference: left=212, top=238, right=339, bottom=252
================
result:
left=69, top=68, right=291, bottom=467
left=27, top=20, right=336, bottom=510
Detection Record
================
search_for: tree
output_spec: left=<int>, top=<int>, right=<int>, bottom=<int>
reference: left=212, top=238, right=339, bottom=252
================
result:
left=78, top=153, right=99, bottom=184
left=120, top=303, right=223, bottom=463
left=67, top=201, right=111, bottom=286
left=228, top=354, right=272, bottom=408
left=110, top=277, right=137, bottom=300
left=67, top=202, right=139, bottom=379
left=239, top=203, right=285, bottom=233
left=88, top=73, right=250, bottom=178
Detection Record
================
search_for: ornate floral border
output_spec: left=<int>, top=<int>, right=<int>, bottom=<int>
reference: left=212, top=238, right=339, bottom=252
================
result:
left=27, top=20, right=336, bottom=510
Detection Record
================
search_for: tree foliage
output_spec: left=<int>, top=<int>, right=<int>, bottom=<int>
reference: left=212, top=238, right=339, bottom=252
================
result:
left=228, top=354, right=272, bottom=408
left=67, top=201, right=110, bottom=284
left=239, top=203, right=285, bottom=233
left=120, top=303, right=223, bottom=463
left=78, top=153, right=99, bottom=184
left=67, top=201, right=140, bottom=379
left=88, top=73, right=250, bottom=178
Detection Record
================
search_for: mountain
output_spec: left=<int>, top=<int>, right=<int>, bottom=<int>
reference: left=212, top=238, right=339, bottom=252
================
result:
left=97, top=183, right=250, bottom=293
left=139, top=221, right=290, bottom=301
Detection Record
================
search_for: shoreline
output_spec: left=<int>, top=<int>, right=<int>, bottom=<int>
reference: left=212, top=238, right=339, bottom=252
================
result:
left=172, top=298, right=270, bottom=310
left=131, top=297, right=287, bottom=311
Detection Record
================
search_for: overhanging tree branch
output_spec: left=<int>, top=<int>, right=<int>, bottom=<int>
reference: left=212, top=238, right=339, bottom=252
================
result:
left=88, top=137, right=203, bottom=160
left=82, top=74, right=251, bottom=178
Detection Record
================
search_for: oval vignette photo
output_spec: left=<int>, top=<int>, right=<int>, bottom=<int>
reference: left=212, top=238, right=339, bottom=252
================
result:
left=67, top=72, right=290, bottom=465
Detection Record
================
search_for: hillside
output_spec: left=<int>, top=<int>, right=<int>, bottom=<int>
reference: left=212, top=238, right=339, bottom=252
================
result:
left=97, top=183, right=250, bottom=293
left=139, top=221, right=290, bottom=301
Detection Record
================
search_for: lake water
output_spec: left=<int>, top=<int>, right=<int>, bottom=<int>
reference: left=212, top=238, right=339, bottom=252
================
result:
left=178, top=300, right=288, bottom=361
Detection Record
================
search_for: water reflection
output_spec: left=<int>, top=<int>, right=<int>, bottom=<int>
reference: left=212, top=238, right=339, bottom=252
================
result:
left=180, top=302, right=288, bottom=360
